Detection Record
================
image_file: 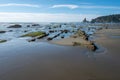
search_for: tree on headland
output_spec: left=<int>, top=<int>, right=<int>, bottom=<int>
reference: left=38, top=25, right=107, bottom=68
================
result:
left=91, top=14, right=120, bottom=23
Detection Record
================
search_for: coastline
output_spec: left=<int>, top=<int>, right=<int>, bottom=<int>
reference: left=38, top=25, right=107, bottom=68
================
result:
left=0, top=24, right=120, bottom=80
left=0, top=29, right=120, bottom=80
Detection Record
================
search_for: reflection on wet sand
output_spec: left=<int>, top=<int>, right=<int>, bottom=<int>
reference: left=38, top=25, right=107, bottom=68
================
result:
left=0, top=37, right=120, bottom=80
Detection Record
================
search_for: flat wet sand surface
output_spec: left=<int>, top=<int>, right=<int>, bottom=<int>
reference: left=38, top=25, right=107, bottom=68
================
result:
left=0, top=28, right=120, bottom=80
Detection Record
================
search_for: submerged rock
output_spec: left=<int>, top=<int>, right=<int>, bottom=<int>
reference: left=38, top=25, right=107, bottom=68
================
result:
left=8, top=30, right=13, bottom=32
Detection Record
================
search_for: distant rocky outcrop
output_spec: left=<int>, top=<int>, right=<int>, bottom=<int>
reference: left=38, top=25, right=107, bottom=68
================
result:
left=82, top=18, right=89, bottom=23
left=91, top=14, right=120, bottom=23
left=8, top=24, right=22, bottom=28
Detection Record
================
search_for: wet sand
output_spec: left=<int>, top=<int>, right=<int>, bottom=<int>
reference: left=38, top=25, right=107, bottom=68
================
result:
left=50, top=37, right=91, bottom=46
left=0, top=28, right=120, bottom=80
left=94, top=29, right=120, bottom=59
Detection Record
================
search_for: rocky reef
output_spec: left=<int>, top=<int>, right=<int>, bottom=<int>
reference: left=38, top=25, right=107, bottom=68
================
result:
left=21, top=31, right=49, bottom=42
left=72, top=30, right=97, bottom=51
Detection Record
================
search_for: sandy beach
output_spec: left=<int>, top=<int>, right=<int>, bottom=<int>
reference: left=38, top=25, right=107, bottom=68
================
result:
left=51, top=37, right=91, bottom=46
left=0, top=28, right=120, bottom=80
left=94, top=28, right=120, bottom=57
left=0, top=0, right=119, bottom=79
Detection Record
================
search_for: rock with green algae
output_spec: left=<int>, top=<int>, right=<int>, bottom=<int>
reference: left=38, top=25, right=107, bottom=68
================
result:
left=21, top=31, right=47, bottom=37
left=0, top=39, right=7, bottom=43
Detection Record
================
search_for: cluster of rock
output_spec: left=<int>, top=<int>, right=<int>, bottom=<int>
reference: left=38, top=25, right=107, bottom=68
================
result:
left=28, top=33, right=49, bottom=42
left=47, top=29, right=70, bottom=41
left=32, top=24, right=40, bottom=26
left=72, top=30, right=97, bottom=51
left=47, top=33, right=61, bottom=41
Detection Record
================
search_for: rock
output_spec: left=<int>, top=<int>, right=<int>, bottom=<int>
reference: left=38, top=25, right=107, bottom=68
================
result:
left=82, top=36, right=88, bottom=40
left=47, top=37, right=53, bottom=41
left=64, top=30, right=69, bottom=33
left=24, top=30, right=28, bottom=32
left=61, top=30, right=69, bottom=33
left=54, top=30, right=57, bottom=32
left=36, top=33, right=49, bottom=39
left=0, top=39, right=7, bottom=43
left=32, top=24, right=40, bottom=26
left=49, top=27, right=51, bottom=29
left=87, top=44, right=97, bottom=51
left=70, top=35, right=77, bottom=38
left=8, top=24, right=22, bottom=28
left=21, top=31, right=46, bottom=37
left=61, top=36, right=64, bottom=38
left=49, top=30, right=54, bottom=33
left=36, top=35, right=44, bottom=39
left=0, top=31, right=6, bottom=33
left=72, top=42, right=81, bottom=46
left=28, top=38, right=36, bottom=42
left=77, top=30, right=85, bottom=36
left=82, top=18, right=89, bottom=23
left=27, top=25, right=30, bottom=27
left=8, top=30, right=13, bottom=32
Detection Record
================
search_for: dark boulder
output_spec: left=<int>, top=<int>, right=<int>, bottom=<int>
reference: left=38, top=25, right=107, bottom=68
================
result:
left=61, top=35, right=64, bottom=38
left=0, top=31, right=6, bottom=33
left=8, top=24, right=22, bottom=28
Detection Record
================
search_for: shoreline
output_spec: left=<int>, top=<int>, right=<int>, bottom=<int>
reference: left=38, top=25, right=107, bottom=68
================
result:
left=0, top=29, right=120, bottom=80
left=0, top=23, right=120, bottom=80
left=50, top=28, right=120, bottom=52
left=50, top=30, right=97, bottom=51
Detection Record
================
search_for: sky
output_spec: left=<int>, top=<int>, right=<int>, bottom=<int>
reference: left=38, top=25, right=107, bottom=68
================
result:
left=0, top=0, right=120, bottom=22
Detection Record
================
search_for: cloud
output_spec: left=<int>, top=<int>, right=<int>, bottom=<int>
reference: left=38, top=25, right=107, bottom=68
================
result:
left=0, top=3, right=40, bottom=8
left=0, top=12, right=100, bottom=22
left=51, top=4, right=120, bottom=9
left=51, top=4, right=79, bottom=9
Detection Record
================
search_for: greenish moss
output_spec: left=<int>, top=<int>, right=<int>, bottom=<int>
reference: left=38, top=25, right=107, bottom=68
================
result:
left=21, top=31, right=46, bottom=37
left=0, top=40, right=7, bottom=43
